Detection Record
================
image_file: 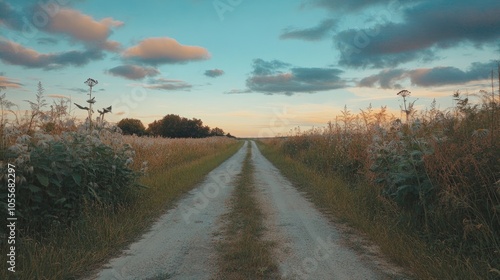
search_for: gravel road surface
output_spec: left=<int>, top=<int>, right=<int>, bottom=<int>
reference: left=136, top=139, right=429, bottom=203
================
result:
left=88, top=140, right=408, bottom=280
left=250, top=141, right=406, bottom=280
left=89, top=142, right=248, bottom=280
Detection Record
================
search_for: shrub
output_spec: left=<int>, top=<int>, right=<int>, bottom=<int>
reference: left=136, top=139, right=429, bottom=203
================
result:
left=117, top=118, right=146, bottom=136
left=272, top=89, right=500, bottom=274
left=0, top=81, right=142, bottom=233
left=0, top=128, right=142, bottom=232
left=369, top=121, right=435, bottom=228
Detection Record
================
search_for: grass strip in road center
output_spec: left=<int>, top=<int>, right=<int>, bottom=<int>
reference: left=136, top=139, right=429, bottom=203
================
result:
left=215, top=143, right=280, bottom=280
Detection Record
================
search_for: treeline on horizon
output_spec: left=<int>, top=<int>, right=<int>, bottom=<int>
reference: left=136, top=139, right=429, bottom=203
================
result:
left=117, top=114, right=235, bottom=138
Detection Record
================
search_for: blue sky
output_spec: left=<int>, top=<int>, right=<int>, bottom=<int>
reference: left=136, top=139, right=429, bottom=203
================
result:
left=1, top=0, right=499, bottom=137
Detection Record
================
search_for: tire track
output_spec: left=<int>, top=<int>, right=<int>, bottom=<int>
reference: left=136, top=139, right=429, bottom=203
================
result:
left=250, top=140, right=404, bottom=279
left=88, top=140, right=407, bottom=279
left=88, top=142, right=248, bottom=280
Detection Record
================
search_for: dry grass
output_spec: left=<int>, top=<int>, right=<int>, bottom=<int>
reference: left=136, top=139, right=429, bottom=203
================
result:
left=215, top=144, right=280, bottom=280
left=257, top=91, right=500, bottom=279
left=124, top=135, right=237, bottom=173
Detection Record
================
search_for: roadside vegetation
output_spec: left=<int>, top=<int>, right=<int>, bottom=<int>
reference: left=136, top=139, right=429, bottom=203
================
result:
left=0, top=83, right=241, bottom=279
left=215, top=144, right=280, bottom=280
left=258, top=87, right=499, bottom=279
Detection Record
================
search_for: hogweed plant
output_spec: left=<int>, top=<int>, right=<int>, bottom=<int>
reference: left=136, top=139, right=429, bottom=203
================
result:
left=397, top=89, right=418, bottom=123
left=74, top=78, right=112, bottom=131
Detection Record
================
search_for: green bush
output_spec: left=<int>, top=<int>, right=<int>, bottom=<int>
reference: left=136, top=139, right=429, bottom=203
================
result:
left=0, top=128, right=141, bottom=232
left=369, top=121, right=435, bottom=227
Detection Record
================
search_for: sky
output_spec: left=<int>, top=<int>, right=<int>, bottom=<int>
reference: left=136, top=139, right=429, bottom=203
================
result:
left=0, top=0, right=499, bottom=137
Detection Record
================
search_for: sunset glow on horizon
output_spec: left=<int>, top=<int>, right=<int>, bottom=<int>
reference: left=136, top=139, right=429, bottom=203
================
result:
left=1, top=0, right=499, bottom=137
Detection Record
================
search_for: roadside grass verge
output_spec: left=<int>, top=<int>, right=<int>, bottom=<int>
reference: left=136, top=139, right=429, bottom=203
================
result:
left=257, top=140, right=488, bottom=280
left=215, top=143, right=280, bottom=280
left=1, top=138, right=242, bottom=280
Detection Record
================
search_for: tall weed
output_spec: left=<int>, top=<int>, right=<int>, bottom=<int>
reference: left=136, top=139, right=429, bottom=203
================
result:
left=268, top=89, right=500, bottom=278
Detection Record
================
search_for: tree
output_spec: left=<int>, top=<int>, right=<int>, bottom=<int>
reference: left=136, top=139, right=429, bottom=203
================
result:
left=160, top=114, right=183, bottom=137
left=184, top=118, right=210, bottom=138
left=145, top=114, right=232, bottom=138
left=146, top=120, right=162, bottom=136
left=151, top=114, right=210, bottom=138
left=117, top=118, right=146, bottom=135
left=210, top=127, right=225, bottom=136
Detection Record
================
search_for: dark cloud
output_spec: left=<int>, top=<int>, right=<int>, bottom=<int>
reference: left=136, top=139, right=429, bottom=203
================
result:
left=37, top=37, right=59, bottom=45
left=359, top=69, right=406, bottom=89
left=0, top=2, right=24, bottom=30
left=0, top=40, right=104, bottom=69
left=145, top=78, right=192, bottom=91
left=305, top=0, right=416, bottom=12
left=335, top=0, right=500, bottom=68
left=51, top=48, right=104, bottom=67
left=246, top=59, right=346, bottom=95
left=1, top=3, right=122, bottom=53
left=204, top=69, right=225, bottom=78
left=292, top=67, right=344, bottom=82
left=280, top=19, right=338, bottom=41
left=358, top=61, right=498, bottom=88
left=251, top=59, right=291, bottom=75
left=107, top=65, right=160, bottom=80
left=336, top=29, right=437, bottom=68
left=409, top=61, right=497, bottom=87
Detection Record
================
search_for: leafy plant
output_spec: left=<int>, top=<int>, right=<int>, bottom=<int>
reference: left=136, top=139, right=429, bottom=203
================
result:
left=0, top=84, right=140, bottom=233
left=1, top=128, right=141, bottom=232
left=369, top=120, right=434, bottom=228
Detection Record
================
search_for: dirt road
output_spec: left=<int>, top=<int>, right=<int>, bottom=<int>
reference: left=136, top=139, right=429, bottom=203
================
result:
left=89, top=140, right=407, bottom=280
